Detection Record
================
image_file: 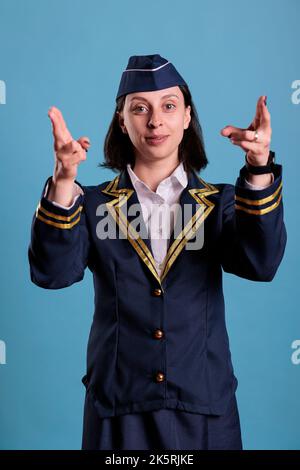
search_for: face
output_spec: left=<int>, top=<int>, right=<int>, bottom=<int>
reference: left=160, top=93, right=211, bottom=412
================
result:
left=118, top=86, right=191, bottom=164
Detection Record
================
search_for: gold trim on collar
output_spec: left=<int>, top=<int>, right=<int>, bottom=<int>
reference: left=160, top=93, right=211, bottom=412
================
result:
left=102, top=175, right=162, bottom=286
left=160, top=177, right=219, bottom=281
left=102, top=174, right=219, bottom=286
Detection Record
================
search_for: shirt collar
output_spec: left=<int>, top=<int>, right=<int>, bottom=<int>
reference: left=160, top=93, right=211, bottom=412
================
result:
left=126, top=161, right=188, bottom=191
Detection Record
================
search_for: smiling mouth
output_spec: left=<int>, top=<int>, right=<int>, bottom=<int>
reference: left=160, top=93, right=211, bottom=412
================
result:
left=145, top=136, right=169, bottom=145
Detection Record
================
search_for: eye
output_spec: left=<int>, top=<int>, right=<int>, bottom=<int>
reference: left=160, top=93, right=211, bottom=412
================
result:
left=165, top=103, right=176, bottom=110
left=133, top=103, right=176, bottom=112
left=133, top=105, right=148, bottom=113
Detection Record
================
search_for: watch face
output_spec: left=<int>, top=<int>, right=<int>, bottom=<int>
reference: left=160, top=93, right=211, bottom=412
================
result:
left=268, top=151, right=275, bottom=164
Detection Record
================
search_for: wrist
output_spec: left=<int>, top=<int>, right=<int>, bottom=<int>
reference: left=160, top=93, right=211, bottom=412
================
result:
left=52, top=176, right=75, bottom=188
left=48, top=178, right=77, bottom=207
left=245, top=150, right=275, bottom=175
left=246, top=152, right=269, bottom=166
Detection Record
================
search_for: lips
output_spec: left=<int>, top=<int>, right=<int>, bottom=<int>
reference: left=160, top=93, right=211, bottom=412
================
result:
left=145, top=135, right=169, bottom=145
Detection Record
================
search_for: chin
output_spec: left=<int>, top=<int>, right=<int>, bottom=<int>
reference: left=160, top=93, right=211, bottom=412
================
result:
left=147, top=143, right=175, bottom=155
left=147, top=150, right=173, bottom=161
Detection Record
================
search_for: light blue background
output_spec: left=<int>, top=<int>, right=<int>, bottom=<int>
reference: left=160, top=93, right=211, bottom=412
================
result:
left=0, top=0, right=299, bottom=450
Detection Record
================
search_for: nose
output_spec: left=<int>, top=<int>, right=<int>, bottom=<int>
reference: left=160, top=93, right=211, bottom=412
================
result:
left=148, top=111, right=163, bottom=128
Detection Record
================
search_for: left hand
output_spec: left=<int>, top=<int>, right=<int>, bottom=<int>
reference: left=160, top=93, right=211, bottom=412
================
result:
left=220, top=95, right=271, bottom=166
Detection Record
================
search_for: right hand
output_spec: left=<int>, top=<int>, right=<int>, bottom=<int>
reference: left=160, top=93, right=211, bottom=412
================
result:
left=48, top=106, right=91, bottom=184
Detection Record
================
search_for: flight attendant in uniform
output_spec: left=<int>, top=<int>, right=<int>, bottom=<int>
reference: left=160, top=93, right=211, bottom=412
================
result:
left=28, top=54, right=287, bottom=450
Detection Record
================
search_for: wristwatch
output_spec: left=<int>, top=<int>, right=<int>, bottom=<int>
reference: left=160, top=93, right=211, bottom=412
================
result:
left=245, top=150, right=275, bottom=175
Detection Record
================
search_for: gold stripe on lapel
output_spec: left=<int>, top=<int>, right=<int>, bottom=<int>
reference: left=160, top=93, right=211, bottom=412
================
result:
left=160, top=177, right=219, bottom=282
left=102, top=174, right=219, bottom=286
left=102, top=176, right=163, bottom=287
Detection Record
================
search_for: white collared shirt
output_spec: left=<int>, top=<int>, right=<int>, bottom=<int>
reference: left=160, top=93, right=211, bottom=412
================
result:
left=126, top=162, right=188, bottom=276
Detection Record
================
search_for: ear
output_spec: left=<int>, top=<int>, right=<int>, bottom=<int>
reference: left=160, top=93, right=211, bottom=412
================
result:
left=117, top=110, right=127, bottom=134
left=184, top=105, right=191, bottom=130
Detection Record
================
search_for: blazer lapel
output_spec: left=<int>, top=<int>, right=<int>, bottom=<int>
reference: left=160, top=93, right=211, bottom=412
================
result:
left=101, top=168, right=161, bottom=285
left=101, top=167, right=219, bottom=287
left=160, top=169, right=219, bottom=282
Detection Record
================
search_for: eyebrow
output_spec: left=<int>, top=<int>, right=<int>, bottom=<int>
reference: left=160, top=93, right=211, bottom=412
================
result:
left=129, top=94, right=180, bottom=102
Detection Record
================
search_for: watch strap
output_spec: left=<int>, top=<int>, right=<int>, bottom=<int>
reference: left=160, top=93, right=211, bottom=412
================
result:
left=245, top=151, right=275, bottom=175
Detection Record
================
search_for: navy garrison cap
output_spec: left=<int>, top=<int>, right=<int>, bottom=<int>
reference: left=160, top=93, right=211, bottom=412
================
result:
left=116, top=54, right=188, bottom=101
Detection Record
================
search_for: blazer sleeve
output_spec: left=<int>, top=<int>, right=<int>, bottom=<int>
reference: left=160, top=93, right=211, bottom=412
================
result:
left=219, top=161, right=287, bottom=282
left=28, top=176, right=91, bottom=289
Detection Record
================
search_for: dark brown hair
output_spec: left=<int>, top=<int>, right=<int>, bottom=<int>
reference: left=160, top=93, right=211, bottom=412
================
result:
left=98, top=84, right=208, bottom=176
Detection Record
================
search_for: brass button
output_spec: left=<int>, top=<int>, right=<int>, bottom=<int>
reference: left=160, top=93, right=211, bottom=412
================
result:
left=153, top=288, right=162, bottom=297
left=153, top=329, right=164, bottom=339
left=155, top=371, right=165, bottom=383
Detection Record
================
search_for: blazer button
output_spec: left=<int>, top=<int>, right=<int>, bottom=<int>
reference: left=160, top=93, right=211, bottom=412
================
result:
left=153, top=329, right=164, bottom=339
left=153, top=288, right=162, bottom=297
left=155, top=371, right=165, bottom=382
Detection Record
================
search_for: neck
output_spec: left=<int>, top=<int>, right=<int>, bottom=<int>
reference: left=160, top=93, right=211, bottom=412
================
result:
left=131, top=151, right=182, bottom=192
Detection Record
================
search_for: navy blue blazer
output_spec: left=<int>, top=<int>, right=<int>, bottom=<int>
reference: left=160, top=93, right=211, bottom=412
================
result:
left=28, top=160, right=287, bottom=418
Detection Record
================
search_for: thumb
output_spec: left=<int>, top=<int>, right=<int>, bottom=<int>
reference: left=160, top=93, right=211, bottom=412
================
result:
left=77, top=136, right=91, bottom=152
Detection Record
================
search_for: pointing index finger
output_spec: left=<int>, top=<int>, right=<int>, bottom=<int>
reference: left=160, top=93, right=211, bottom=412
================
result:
left=260, top=95, right=271, bottom=126
left=50, top=106, right=68, bottom=132
left=48, top=106, right=73, bottom=148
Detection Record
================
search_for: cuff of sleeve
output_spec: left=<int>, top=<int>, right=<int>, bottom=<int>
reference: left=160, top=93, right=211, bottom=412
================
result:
left=234, top=163, right=283, bottom=216
left=51, top=193, right=82, bottom=210
left=244, top=172, right=274, bottom=190
left=44, top=179, right=84, bottom=209
left=35, top=176, right=85, bottom=229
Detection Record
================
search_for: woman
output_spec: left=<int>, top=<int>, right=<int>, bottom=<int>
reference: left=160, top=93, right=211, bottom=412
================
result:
left=28, top=54, right=287, bottom=450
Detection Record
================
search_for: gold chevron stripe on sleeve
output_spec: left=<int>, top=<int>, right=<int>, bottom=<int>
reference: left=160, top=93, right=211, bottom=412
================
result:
left=235, top=181, right=282, bottom=206
left=35, top=212, right=82, bottom=229
left=235, top=193, right=282, bottom=215
left=36, top=202, right=83, bottom=222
